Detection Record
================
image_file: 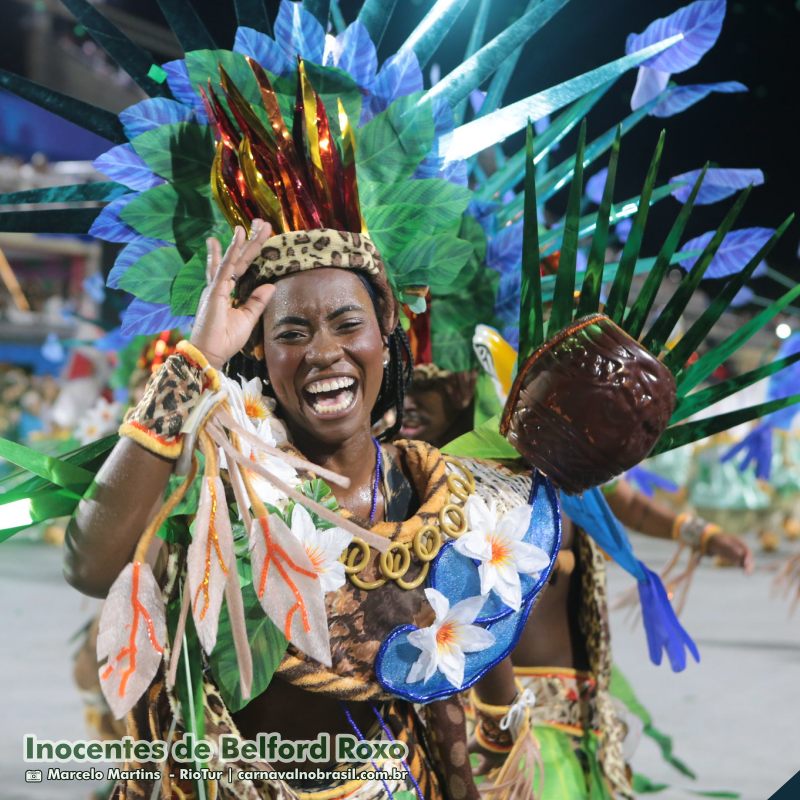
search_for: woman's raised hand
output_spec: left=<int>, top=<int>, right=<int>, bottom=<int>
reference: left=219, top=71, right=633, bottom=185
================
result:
left=190, top=219, right=275, bottom=369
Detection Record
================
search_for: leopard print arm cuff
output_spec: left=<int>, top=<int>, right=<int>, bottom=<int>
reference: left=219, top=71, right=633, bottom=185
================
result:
left=119, top=341, right=220, bottom=459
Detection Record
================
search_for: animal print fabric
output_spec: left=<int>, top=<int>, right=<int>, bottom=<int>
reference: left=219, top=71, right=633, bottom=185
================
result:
left=250, top=230, right=382, bottom=278
left=574, top=530, right=633, bottom=800
left=119, top=341, right=218, bottom=459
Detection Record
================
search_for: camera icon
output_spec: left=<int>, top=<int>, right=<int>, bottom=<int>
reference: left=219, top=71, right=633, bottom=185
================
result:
left=25, top=770, right=43, bottom=782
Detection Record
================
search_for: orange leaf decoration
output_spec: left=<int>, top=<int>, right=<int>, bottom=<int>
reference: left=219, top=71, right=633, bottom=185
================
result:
left=249, top=513, right=331, bottom=666
left=187, top=475, right=235, bottom=654
left=97, top=561, right=166, bottom=719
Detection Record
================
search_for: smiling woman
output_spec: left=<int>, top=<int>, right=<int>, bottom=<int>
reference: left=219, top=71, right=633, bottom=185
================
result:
left=58, top=59, right=568, bottom=799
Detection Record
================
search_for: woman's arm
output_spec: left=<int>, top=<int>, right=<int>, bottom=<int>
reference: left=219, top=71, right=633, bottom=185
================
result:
left=63, top=222, right=276, bottom=598
left=605, top=479, right=754, bottom=571
left=604, top=479, right=673, bottom=539
left=63, top=439, right=175, bottom=597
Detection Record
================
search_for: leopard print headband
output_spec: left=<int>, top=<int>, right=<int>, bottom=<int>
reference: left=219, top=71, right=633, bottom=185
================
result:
left=236, top=228, right=398, bottom=360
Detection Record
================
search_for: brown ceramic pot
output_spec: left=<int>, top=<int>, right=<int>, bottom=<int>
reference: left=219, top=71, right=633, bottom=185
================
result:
left=500, top=313, right=676, bottom=494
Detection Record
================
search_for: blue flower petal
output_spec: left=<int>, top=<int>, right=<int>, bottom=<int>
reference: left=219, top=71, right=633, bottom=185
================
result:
left=670, top=167, right=764, bottom=205
left=334, top=21, right=378, bottom=91
left=233, top=26, right=290, bottom=74
left=119, top=97, right=195, bottom=139
left=274, top=0, right=325, bottom=64
left=678, top=226, right=775, bottom=278
left=120, top=300, right=193, bottom=337
left=651, top=81, right=747, bottom=118
left=93, top=144, right=164, bottom=192
left=626, top=0, right=726, bottom=74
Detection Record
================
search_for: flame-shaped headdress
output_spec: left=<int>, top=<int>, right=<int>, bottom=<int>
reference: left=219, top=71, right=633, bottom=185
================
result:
left=201, top=58, right=396, bottom=346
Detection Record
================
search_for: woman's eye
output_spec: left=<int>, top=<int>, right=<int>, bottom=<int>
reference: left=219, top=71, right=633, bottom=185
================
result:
left=338, top=319, right=363, bottom=331
left=276, top=330, right=305, bottom=341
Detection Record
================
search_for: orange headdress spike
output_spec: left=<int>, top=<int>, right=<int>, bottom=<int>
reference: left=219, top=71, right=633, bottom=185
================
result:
left=337, top=99, right=364, bottom=233
left=207, top=58, right=365, bottom=236
left=218, top=65, right=276, bottom=154
left=246, top=57, right=293, bottom=151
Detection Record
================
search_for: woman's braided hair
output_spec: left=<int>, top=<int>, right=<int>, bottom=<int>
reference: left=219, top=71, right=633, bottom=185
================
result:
left=225, top=271, right=413, bottom=442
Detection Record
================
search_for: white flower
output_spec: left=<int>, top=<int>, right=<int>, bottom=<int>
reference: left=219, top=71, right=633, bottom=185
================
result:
left=222, top=374, right=285, bottom=445
left=219, top=374, right=296, bottom=507
left=453, top=495, right=550, bottom=612
left=74, top=397, right=123, bottom=444
left=406, top=588, right=495, bottom=689
left=288, top=504, right=352, bottom=594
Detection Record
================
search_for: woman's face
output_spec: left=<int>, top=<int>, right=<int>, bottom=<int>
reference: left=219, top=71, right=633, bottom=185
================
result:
left=261, top=269, right=386, bottom=448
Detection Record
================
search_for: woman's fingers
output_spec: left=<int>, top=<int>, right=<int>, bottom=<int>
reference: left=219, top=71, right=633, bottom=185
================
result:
left=214, top=220, right=272, bottom=289
left=237, top=283, right=275, bottom=326
left=238, top=220, right=273, bottom=272
left=215, top=225, right=245, bottom=285
left=205, top=237, right=222, bottom=284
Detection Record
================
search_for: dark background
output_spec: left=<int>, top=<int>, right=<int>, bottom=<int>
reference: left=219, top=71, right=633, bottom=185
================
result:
left=1, top=0, right=798, bottom=288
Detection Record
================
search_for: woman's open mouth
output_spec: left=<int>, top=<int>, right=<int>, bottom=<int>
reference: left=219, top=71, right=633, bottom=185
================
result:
left=303, top=376, right=358, bottom=418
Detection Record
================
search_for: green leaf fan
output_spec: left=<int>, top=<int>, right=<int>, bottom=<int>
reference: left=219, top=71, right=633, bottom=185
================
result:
left=498, top=126, right=795, bottom=494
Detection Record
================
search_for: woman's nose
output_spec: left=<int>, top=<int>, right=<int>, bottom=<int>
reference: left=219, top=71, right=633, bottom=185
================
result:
left=305, top=329, right=345, bottom=368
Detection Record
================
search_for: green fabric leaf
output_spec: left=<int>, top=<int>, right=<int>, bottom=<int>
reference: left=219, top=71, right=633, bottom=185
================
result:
left=477, top=85, right=610, bottom=202
left=473, top=372, right=504, bottom=427
left=361, top=179, right=470, bottom=265
left=430, top=217, right=496, bottom=372
left=532, top=725, right=602, bottom=799
left=441, top=414, right=519, bottom=460
left=0, top=68, right=125, bottom=143
left=518, top=121, right=543, bottom=358
left=61, top=0, right=172, bottom=97
left=0, top=208, right=101, bottom=234
left=118, top=246, right=185, bottom=303
left=0, top=182, right=128, bottom=206
left=666, top=215, right=794, bottom=376
left=671, top=351, right=800, bottom=424
left=0, top=437, right=95, bottom=494
left=168, top=593, right=207, bottom=793
left=130, top=123, right=214, bottom=188
left=390, top=234, right=473, bottom=292
left=547, top=119, right=586, bottom=337
left=0, top=435, right=115, bottom=502
left=208, top=581, right=288, bottom=712
left=578, top=126, right=621, bottom=317
left=632, top=774, right=670, bottom=794
left=234, top=0, right=273, bottom=35
left=356, top=0, right=398, bottom=48
left=0, top=488, right=82, bottom=542
left=156, top=0, right=218, bottom=51
left=185, top=49, right=262, bottom=110
left=643, top=187, right=752, bottom=357
left=610, top=665, right=696, bottom=778
left=604, top=130, right=665, bottom=323
left=654, top=393, right=800, bottom=456
left=171, top=252, right=207, bottom=315
left=356, top=93, right=434, bottom=185
left=624, top=165, right=709, bottom=339
left=120, top=183, right=217, bottom=250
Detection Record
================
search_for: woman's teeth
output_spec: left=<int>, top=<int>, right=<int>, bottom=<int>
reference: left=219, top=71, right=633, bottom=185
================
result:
left=311, top=390, right=355, bottom=415
left=304, top=377, right=357, bottom=416
left=306, top=377, right=355, bottom=394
